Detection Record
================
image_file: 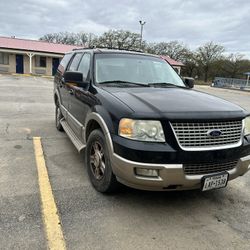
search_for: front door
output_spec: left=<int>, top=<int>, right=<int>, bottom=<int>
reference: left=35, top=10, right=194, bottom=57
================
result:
left=16, top=55, right=24, bottom=74
left=69, top=53, right=92, bottom=140
left=63, top=53, right=83, bottom=137
left=52, top=58, right=60, bottom=76
left=69, top=53, right=92, bottom=126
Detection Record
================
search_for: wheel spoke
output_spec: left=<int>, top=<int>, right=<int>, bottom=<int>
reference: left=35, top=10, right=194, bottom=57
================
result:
left=93, top=142, right=99, bottom=154
left=100, top=161, right=105, bottom=175
left=90, top=141, right=105, bottom=180
left=99, top=149, right=104, bottom=157
left=90, top=155, right=95, bottom=165
left=94, top=166, right=100, bottom=178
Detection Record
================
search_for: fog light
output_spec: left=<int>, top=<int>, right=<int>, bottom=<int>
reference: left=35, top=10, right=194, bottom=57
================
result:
left=135, top=168, right=159, bottom=177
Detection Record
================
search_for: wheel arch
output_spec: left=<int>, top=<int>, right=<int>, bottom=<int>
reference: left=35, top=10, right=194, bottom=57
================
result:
left=54, top=93, right=58, bottom=105
left=85, top=120, right=102, bottom=141
left=54, top=89, right=61, bottom=106
left=84, top=112, right=114, bottom=153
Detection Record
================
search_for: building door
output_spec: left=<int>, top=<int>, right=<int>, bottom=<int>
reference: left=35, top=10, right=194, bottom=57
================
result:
left=52, top=58, right=60, bottom=75
left=16, top=55, right=24, bottom=74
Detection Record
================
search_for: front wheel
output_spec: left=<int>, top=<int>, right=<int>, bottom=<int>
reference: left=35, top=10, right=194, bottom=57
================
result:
left=86, top=129, right=119, bottom=193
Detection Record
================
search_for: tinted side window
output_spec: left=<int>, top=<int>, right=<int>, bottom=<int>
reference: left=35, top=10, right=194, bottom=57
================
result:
left=68, top=53, right=83, bottom=71
left=58, top=53, right=72, bottom=73
left=78, top=53, right=91, bottom=79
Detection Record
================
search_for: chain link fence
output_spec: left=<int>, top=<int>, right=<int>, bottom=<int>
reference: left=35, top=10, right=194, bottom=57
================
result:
left=212, top=77, right=250, bottom=90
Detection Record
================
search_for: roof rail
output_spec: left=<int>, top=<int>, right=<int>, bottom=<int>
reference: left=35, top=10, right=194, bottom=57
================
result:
left=73, top=46, right=144, bottom=53
left=72, top=47, right=91, bottom=51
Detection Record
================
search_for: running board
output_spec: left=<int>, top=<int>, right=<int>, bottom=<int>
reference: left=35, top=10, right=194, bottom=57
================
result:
left=60, top=119, right=86, bottom=152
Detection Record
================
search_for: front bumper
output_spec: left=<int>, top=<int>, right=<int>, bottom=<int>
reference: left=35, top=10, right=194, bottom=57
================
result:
left=110, top=153, right=250, bottom=191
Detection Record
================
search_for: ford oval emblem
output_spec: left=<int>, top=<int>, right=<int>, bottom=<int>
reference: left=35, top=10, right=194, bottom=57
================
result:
left=207, top=129, right=222, bottom=137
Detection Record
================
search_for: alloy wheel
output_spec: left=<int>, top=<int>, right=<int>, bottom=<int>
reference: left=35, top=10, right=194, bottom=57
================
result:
left=90, top=141, right=106, bottom=180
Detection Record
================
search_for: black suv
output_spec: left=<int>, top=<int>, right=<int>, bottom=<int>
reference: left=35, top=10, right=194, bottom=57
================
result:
left=54, top=48, right=250, bottom=193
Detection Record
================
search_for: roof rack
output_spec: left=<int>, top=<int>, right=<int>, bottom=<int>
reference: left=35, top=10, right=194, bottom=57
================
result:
left=72, top=46, right=144, bottom=53
left=72, top=47, right=91, bottom=51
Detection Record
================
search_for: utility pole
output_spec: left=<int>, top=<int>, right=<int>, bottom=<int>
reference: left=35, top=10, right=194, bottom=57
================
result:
left=139, top=20, right=146, bottom=50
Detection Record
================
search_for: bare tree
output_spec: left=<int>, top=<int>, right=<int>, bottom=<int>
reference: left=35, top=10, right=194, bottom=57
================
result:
left=196, top=42, right=225, bottom=82
left=40, top=32, right=77, bottom=44
left=181, top=50, right=198, bottom=77
left=221, top=53, right=245, bottom=78
left=41, top=31, right=246, bottom=81
left=93, top=30, right=144, bottom=50
left=39, top=31, right=92, bottom=46
left=147, top=41, right=189, bottom=61
left=40, top=30, right=144, bottom=50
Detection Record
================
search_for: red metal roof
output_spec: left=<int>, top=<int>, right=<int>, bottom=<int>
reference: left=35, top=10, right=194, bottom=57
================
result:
left=0, top=36, right=79, bottom=54
left=160, top=55, right=184, bottom=66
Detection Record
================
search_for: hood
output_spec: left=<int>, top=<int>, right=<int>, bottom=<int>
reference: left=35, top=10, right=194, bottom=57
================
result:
left=103, top=87, right=247, bottom=120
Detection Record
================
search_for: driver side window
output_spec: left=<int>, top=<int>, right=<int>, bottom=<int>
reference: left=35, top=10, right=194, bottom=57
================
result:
left=68, top=53, right=83, bottom=71
left=78, top=53, right=91, bottom=80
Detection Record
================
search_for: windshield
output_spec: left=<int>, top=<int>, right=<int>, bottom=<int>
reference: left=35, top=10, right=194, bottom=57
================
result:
left=94, top=53, right=185, bottom=87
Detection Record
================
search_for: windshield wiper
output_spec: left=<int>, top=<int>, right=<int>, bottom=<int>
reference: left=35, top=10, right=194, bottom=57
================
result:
left=148, top=82, right=186, bottom=88
left=98, top=80, right=149, bottom=87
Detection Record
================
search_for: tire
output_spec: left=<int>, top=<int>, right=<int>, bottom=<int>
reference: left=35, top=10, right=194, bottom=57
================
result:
left=86, top=129, right=119, bottom=193
left=55, top=103, right=64, bottom=132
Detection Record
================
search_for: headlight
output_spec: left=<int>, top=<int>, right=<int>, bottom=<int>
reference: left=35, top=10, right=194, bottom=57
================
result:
left=244, top=116, right=250, bottom=136
left=118, top=118, right=165, bottom=142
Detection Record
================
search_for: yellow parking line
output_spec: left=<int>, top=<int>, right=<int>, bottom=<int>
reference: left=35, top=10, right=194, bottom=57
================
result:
left=12, top=73, right=32, bottom=76
left=33, top=137, right=66, bottom=250
left=41, top=75, right=54, bottom=79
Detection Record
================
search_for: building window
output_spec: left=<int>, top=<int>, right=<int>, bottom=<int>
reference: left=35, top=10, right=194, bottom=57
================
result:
left=35, top=56, right=47, bottom=68
left=0, top=52, right=9, bottom=65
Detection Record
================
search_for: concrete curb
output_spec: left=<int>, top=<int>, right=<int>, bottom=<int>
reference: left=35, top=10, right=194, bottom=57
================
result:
left=212, top=86, right=250, bottom=93
left=0, top=72, right=54, bottom=79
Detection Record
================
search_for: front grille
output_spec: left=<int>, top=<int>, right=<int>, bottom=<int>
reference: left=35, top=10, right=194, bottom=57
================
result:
left=184, top=160, right=238, bottom=175
left=171, top=120, right=242, bottom=149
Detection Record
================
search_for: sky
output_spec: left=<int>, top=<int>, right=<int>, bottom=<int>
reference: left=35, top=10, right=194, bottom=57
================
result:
left=0, top=0, right=250, bottom=58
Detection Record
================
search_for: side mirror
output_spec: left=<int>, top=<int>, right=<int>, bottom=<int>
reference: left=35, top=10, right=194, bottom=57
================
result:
left=183, top=77, right=194, bottom=88
left=64, top=71, right=89, bottom=88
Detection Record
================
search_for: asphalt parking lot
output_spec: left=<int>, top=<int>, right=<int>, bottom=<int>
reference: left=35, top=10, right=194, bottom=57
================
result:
left=0, top=74, right=250, bottom=250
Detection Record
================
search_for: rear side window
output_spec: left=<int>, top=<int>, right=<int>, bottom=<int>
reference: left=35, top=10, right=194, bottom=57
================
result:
left=68, top=53, right=83, bottom=71
left=58, top=53, right=72, bottom=73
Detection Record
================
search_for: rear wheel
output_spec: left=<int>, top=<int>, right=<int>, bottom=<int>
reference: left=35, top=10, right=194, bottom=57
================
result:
left=55, top=104, right=64, bottom=132
left=86, top=129, right=119, bottom=193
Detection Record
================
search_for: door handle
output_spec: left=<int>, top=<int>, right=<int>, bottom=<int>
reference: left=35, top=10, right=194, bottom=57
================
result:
left=69, top=89, right=74, bottom=95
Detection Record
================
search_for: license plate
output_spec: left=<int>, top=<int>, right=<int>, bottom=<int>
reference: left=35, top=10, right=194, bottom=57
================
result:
left=202, top=172, right=229, bottom=191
